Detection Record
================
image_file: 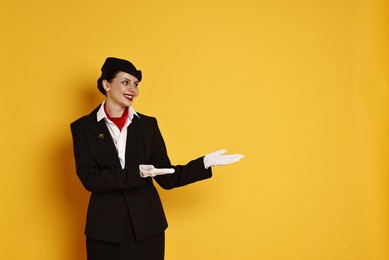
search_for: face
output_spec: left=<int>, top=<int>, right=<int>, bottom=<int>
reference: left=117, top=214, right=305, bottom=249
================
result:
left=103, top=72, right=140, bottom=109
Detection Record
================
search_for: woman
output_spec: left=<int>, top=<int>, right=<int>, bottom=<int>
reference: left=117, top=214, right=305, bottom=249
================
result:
left=70, top=57, right=243, bottom=260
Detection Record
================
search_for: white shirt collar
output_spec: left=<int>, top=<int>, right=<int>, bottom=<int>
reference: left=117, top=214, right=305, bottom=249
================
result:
left=97, top=101, right=139, bottom=122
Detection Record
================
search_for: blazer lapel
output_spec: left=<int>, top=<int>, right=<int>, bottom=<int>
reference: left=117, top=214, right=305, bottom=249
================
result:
left=87, top=107, right=122, bottom=169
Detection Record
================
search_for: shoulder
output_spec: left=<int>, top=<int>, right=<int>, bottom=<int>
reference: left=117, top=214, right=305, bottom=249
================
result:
left=70, top=105, right=100, bottom=128
left=135, top=112, right=161, bottom=131
left=70, top=116, right=89, bottom=131
left=137, top=112, right=156, bottom=121
left=137, top=112, right=158, bottom=126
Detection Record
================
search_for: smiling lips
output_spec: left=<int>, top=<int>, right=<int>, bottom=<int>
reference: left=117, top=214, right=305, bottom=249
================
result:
left=124, top=94, right=135, bottom=101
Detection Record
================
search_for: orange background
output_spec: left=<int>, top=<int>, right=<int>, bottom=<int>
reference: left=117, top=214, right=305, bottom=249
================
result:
left=1, top=0, right=388, bottom=259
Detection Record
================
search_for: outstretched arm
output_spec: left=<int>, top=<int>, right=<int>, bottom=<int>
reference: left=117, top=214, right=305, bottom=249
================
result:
left=141, top=118, right=244, bottom=189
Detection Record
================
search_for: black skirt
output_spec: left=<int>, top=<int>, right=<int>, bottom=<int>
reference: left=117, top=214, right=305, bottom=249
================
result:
left=86, top=211, right=165, bottom=260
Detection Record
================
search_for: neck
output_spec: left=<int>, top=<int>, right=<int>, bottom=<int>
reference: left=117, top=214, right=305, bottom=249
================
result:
left=105, top=100, right=127, bottom=117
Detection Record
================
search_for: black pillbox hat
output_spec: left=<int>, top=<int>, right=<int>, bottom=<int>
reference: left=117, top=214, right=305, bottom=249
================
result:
left=101, top=57, right=142, bottom=81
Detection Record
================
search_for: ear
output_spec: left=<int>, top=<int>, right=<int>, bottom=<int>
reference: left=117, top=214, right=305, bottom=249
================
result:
left=102, top=80, right=110, bottom=92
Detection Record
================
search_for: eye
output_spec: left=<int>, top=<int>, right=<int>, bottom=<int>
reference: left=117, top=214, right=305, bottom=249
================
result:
left=134, top=83, right=139, bottom=88
left=122, top=81, right=128, bottom=86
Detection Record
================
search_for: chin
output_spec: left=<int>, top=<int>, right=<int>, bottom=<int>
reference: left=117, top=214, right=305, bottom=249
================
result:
left=121, top=100, right=133, bottom=107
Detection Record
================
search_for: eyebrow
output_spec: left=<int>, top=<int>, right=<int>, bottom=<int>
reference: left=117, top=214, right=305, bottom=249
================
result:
left=121, top=77, right=139, bottom=83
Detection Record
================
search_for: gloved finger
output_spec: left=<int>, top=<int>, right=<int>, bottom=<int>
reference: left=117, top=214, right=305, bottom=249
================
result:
left=218, top=154, right=244, bottom=161
left=211, top=149, right=228, bottom=156
left=217, top=154, right=245, bottom=165
left=228, top=154, right=244, bottom=160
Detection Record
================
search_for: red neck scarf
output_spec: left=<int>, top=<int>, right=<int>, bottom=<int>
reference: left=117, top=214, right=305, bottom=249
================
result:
left=104, top=104, right=129, bottom=131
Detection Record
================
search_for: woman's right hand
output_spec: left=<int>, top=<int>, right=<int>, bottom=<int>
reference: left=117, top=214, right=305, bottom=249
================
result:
left=139, top=165, right=175, bottom=178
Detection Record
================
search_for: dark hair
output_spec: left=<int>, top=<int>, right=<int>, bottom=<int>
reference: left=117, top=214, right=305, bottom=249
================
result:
left=97, top=69, right=120, bottom=95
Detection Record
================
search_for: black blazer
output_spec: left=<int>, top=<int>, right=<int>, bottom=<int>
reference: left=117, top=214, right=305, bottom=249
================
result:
left=70, top=105, right=212, bottom=244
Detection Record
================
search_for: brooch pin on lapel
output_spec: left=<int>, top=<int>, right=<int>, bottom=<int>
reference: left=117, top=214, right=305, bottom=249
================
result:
left=98, top=133, right=105, bottom=139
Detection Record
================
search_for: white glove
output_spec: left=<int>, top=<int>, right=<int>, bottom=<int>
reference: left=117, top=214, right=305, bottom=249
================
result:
left=203, top=149, right=244, bottom=169
left=139, top=164, right=175, bottom=178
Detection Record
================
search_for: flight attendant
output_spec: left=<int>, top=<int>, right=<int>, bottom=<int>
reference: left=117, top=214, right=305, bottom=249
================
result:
left=70, top=57, right=243, bottom=260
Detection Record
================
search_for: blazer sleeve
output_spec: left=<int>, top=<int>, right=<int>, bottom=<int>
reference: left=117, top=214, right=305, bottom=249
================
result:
left=70, top=120, right=146, bottom=193
left=149, top=118, right=212, bottom=190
